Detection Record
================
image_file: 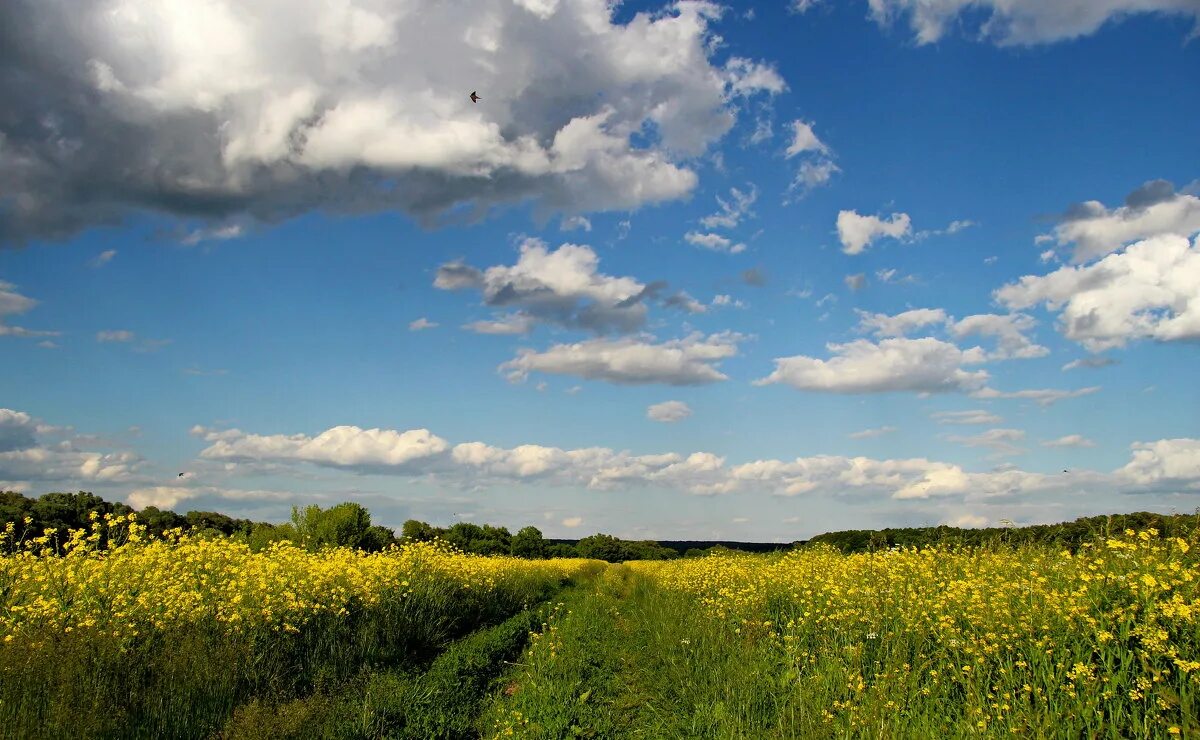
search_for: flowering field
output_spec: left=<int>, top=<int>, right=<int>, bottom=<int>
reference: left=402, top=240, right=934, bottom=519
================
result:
left=488, top=529, right=1200, bottom=738
left=0, top=515, right=600, bottom=738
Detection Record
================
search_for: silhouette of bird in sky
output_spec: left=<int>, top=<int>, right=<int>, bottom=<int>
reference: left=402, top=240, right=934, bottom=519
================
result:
left=178, top=472, right=185, bottom=477
left=469, top=91, right=480, bottom=103
left=1062, top=469, right=1070, bottom=473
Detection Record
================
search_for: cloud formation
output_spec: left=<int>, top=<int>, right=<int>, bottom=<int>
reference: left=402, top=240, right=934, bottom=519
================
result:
left=0, top=281, right=58, bottom=338
left=501, top=332, right=742, bottom=386
left=647, top=400, right=693, bottom=423
left=0, top=0, right=783, bottom=244
left=866, top=0, right=1200, bottom=46
left=997, top=234, right=1200, bottom=351
left=836, top=210, right=912, bottom=255
left=1043, top=180, right=1200, bottom=263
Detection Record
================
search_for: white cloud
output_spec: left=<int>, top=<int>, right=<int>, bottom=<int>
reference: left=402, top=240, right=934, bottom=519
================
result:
left=0, top=281, right=59, bottom=339
left=945, top=428, right=1027, bottom=457
left=946, top=513, right=989, bottom=528
left=127, top=485, right=291, bottom=510
left=836, top=210, right=912, bottom=255
left=90, top=249, right=117, bottom=268
left=685, top=231, right=747, bottom=254
left=700, top=185, right=757, bottom=230
left=196, top=424, right=449, bottom=471
left=97, top=330, right=136, bottom=343
left=971, top=386, right=1101, bottom=407
left=560, top=215, right=592, bottom=232
left=785, top=120, right=829, bottom=158
left=1119, top=439, right=1200, bottom=487
left=756, top=337, right=989, bottom=395
left=915, top=219, right=976, bottom=240
left=875, top=268, right=918, bottom=285
left=501, top=332, right=742, bottom=386
left=792, top=159, right=841, bottom=195
left=856, top=308, right=948, bottom=338
left=2, top=0, right=782, bottom=243
left=849, top=426, right=897, bottom=439
left=192, top=417, right=1200, bottom=502
left=866, top=0, right=1200, bottom=46
left=948, top=313, right=1048, bottom=360
left=463, top=314, right=536, bottom=335
left=561, top=516, right=584, bottom=528
left=931, top=409, right=1003, bottom=426
left=996, top=234, right=1200, bottom=351
left=844, top=273, right=867, bottom=291
left=647, top=400, right=692, bottom=423
left=711, top=294, right=746, bottom=309
left=409, top=317, right=438, bottom=331
left=0, top=408, right=143, bottom=484
left=181, top=223, right=245, bottom=246
left=1062, top=356, right=1117, bottom=371
left=436, top=238, right=651, bottom=334
left=1042, top=435, right=1096, bottom=448
left=1043, top=180, right=1200, bottom=263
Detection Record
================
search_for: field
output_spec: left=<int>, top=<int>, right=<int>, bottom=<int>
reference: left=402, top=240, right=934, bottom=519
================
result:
left=2, top=517, right=1198, bottom=738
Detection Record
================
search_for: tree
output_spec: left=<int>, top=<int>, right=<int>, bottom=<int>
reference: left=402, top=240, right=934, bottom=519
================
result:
left=576, top=533, right=626, bottom=562
left=291, top=502, right=375, bottom=550
left=401, top=519, right=439, bottom=542
left=510, top=526, right=547, bottom=558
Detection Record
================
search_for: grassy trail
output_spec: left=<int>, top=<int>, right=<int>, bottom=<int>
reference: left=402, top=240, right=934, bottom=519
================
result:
left=481, top=565, right=792, bottom=739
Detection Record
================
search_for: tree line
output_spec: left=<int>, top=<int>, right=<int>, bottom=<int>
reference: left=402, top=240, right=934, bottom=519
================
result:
left=4, top=489, right=1194, bottom=559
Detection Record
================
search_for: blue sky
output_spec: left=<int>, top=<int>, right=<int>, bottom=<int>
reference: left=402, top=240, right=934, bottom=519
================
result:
left=1, top=0, right=1198, bottom=540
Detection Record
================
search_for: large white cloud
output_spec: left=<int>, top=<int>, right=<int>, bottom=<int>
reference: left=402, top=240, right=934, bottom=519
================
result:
left=0, top=0, right=783, bottom=243
left=500, top=331, right=742, bottom=385
left=836, top=210, right=912, bottom=255
left=1119, top=438, right=1200, bottom=488
left=996, top=234, right=1200, bottom=351
left=866, top=0, right=1200, bottom=46
left=756, top=337, right=989, bottom=395
left=1042, top=180, right=1200, bottom=263
left=194, top=424, right=449, bottom=471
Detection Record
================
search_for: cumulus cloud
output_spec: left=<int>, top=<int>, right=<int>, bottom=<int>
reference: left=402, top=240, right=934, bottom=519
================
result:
left=699, top=185, right=757, bottom=229
left=194, top=423, right=449, bottom=472
left=856, top=308, right=948, bottom=338
left=463, top=314, right=537, bottom=335
left=0, top=281, right=58, bottom=338
left=756, top=337, right=989, bottom=395
left=193, top=418, right=1200, bottom=501
left=647, top=400, right=692, bottom=423
left=685, top=231, right=746, bottom=254
left=996, top=234, right=1200, bottom=351
left=1042, top=180, right=1200, bottom=263
left=435, top=238, right=652, bottom=334
left=1119, top=439, right=1200, bottom=487
left=408, top=317, right=438, bottom=331
left=0, top=0, right=783, bottom=244
left=126, top=485, right=291, bottom=510
left=784, top=119, right=838, bottom=198
left=500, top=332, right=742, bottom=386
left=0, top=408, right=143, bottom=484
left=836, top=210, right=912, bottom=255
left=1042, top=435, right=1096, bottom=448
left=931, top=409, right=1003, bottom=426
left=948, top=313, right=1048, bottom=360
left=866, top=0, right=1200, bottom=46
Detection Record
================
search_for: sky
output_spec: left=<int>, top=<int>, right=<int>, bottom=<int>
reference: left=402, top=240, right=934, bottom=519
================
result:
left=1, top=0, right=1198, bottom=541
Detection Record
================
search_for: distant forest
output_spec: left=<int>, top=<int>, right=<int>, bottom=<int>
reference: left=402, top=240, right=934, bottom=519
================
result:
left=2, top=489, right=1196, bottom=561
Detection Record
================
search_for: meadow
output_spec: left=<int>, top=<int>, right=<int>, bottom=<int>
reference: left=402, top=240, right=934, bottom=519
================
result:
left=2, top=515, right=1197, bottom=738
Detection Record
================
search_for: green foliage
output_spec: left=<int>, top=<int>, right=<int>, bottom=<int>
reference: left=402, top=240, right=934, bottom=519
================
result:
left=290, top=502, right=395, bottom=551
left=575, top=533, right=677, bottom=562
left=510, top=526, right=547, bottom=559
left=804, top=510, right=1200, bottom=553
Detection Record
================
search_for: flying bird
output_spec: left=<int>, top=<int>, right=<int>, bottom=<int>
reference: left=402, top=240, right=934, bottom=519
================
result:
left=1062, top=469, right=1070, bottom=473
left=469, top=91, right=480, bottom=103
left=178, top=472, right=186, bottom=477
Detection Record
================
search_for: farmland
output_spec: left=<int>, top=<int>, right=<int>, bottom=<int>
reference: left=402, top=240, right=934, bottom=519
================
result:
left=2, top=516, right=1198, bottom=738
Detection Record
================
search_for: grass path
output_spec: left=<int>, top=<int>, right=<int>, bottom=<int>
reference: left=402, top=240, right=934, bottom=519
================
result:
left=481, top=565, right=793, bottom=739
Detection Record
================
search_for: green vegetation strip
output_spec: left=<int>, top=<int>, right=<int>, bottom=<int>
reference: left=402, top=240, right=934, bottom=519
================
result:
left=482, top=565, right=791, bottom=739
left=223, top=591, right=580, bottom=739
